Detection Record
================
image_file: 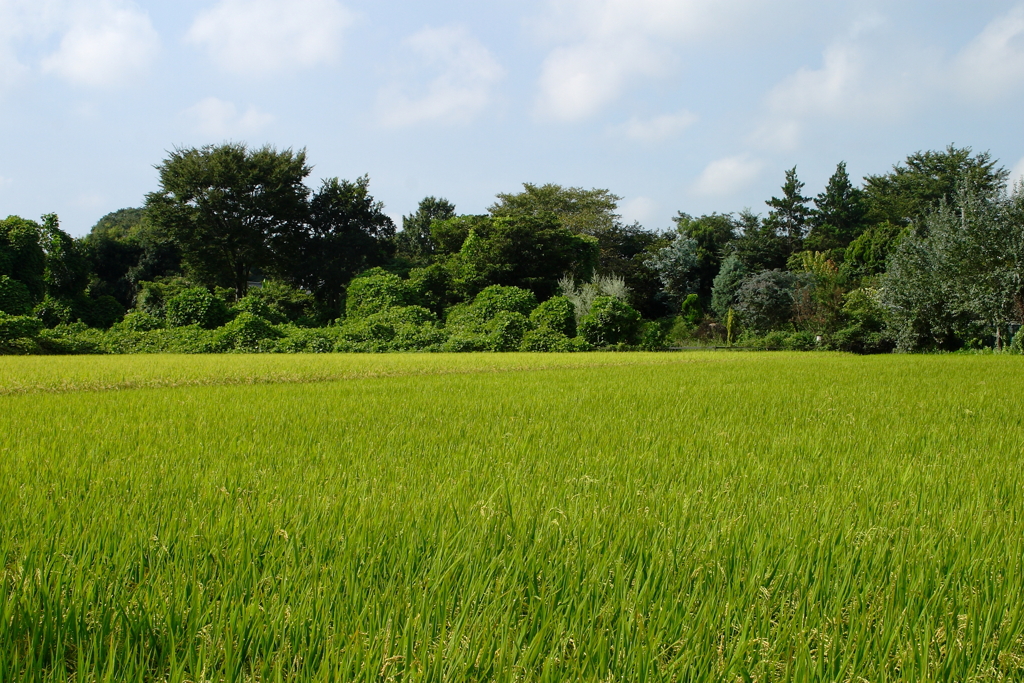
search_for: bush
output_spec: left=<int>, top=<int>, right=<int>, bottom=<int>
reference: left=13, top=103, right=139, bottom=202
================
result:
left=135, top=278, right=194, bottom=318
left=637, top=321, right=666, bottom=351
left=829, top=287, right=894, bottom=354
left=485, top=311, right=531, bottom=352
left=339, top=305, right=445, bottom=352
left=214, top=312, right=282, bottom=352
left=519, top=326, right=590, bottom=352
left=735, top=270, right=797, bottom=334
left=0, top=312, right=43, bottom=341
left=33, top=295, right=74, bottom=327
left=783, top=330, right=818, bottom=351
left=345, top=268, right=415, bottom=319
left=0, top=276, right=32, bottom=315
left=274, top=326, right=340, bottom=353
left=472, top=286, right=538, bottom=319
left=166, top=287, right=230, bottom=329
left=578, top=296, right=642, bottom=347
left=529, top=296, right=575, bottom=337
left=35, top=323, right=105, bottom=354
left=87, top=295, right=126, bottom=329
left=234, top=281, right=320, bottom=326
left=102, top=326, right=220, bottom=354
left=232, top=293, right=280, bottom=323
left=114, top=311, right=164, bottom=332
left=679, top=294, right=702, bottom=327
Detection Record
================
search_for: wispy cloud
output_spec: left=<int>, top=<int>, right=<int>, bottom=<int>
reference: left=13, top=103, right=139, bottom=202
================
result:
left=41, top=0, right=159, bottom=87
left=183, top=97, right=275, bottom=138
left=952, top=5, right=1024, bottom=101
left=187, top=0, right=353, bottom=76
left=534, top=0, right=772, bottom=121
left=693, top=155, right=764, bottom=197
left=377, top=26, right=503, bottom=127
left=615, top=110, right=697, bottom=143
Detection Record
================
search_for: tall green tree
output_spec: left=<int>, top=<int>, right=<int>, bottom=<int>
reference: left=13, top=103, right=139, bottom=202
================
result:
left=0, top=215, right=46, bottom=303
left=882, top=181, right=1024, bottom=351
left=806, top=162, right=868, bottom=253
left=40, top=214, right=91, bottom=302
left=766, top=167, right=812, bottom=253
left=674, top=212, right=737, bottom=303
left=84, top=208, right=181, bottom=307
left=488, top=183, right=621, bottom=235
left=440, top=214, right=598, bottom=300
left=728, top=209, right=788, bottom=273
left=864, top=145, right=1009, bottom=229
left=395, top=196, right=456, bottom=265
left=295, top=176, right=396, bottom=315
left=145, top=144, right=312, bottom=297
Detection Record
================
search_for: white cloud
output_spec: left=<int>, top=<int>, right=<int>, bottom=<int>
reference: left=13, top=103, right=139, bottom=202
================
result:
left=537, top=38, right=668, bottom=121
left=616, top=110, right=697, bottom=143
left=693, top=155, right=764, bottom=197
left=187, top=0, right=353, bottom=76
left=620, top=196, right=659, bottom=225
left=41, top=1, right=159, bottom=87
left=0, top=175, right=12, bottom=187
left=1, top=0, right=157, bottom=89
left=534, top=0, right=767, bottom=121
left=183, top=97, right=275, bottom=138
left=378, top=26, right=503, bottom=127
left=953, top=5, right=1024, bottom=100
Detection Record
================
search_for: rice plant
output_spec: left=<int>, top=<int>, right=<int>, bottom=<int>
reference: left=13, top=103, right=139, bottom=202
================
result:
left=1, top=352, right=1023, bottom=681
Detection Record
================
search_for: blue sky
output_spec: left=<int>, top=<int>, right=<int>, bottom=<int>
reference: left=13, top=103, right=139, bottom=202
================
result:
left=2, top=0, right=1024, bottom=236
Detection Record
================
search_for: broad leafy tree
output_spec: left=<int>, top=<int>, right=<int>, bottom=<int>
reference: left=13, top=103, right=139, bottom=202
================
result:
left=395, top=197, right=456, bottom=266
left=489, top=183, right=621, bottom=235
left=296, top=176, right=396, bottom=315
left=441, top=214, right=599, bottom=300
left=145, top=144, right=312, bottom=297
left=864, top=145, right=1009, bottom=229
left=675, top=212, right=737, bottom=303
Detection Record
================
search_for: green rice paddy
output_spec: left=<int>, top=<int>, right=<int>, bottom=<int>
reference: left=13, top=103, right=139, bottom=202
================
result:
left=2, top=352, right=1023, bottom=681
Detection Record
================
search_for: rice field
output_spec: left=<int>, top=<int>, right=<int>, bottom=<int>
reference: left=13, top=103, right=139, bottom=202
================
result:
left=2, top=351, right=1024, bottom=682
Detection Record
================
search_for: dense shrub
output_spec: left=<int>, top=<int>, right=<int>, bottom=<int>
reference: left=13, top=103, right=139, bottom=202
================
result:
left=33, top=295, right=74, bottom=327
left=101, top=326, right=220, bottom=354
left=529, top=296, right=575, bottom=337
left=345, top=268, right=415, bottom=319
left=519, top=327, right=589, bottom=352
left=471, top=285, right=538, bottom=320
left=0, top=312, right=43, bottom=341
left=214, top=312, right=282, bottom=352
left=485, top=311, right=531, bottom=351
left=274, top=326, right=340, bottom=353
left=88, top=295, right=126, bottom=329
left=232, top=293, right=279, bottom=323
left=165, top=287, right=230, bottom=329
left=35, top=323, right=105, bottom=354
left=578, top=296, right=642, bottom=347
left=0, top=276, right=32, bottom=315
left=114, top=311, right=164, bottom=332
left=135, top=278, right=194, bottom=317
left=829, top=287, right=894, bottom=354
left=735, top=270, right=797, bottom=334
left=637, top=321, right=666, bottom=350
left=339, top=305, right=445, bottom=352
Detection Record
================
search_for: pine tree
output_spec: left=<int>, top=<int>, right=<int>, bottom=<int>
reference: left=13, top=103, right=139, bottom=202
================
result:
left=807, top=162, right=867, bottom=252
left=766, top=167, right=811, bottom=254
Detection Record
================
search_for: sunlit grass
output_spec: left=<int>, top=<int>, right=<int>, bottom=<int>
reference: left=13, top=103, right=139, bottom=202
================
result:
left=2, top=353, right=1023, bottom=681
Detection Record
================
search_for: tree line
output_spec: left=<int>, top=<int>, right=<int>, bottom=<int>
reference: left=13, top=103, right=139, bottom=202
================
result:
left=2, top=142, right=1022, bottom=354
